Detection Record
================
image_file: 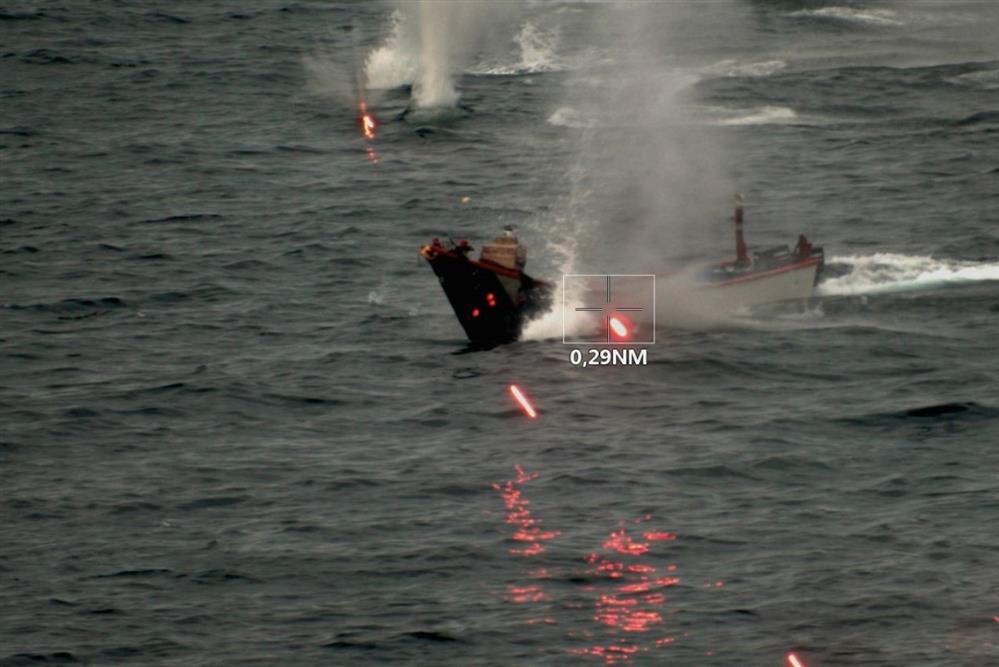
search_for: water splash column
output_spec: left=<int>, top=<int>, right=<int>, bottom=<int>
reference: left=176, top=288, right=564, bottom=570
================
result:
left=414, top=0, right=460, bottom=108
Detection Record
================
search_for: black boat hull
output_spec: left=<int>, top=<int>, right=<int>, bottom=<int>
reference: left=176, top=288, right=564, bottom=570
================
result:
left=421, top=243, right=552, bottom=346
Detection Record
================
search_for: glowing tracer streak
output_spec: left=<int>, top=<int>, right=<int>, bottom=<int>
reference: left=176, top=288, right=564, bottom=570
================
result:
left=787, top=653, right=806, bottom=667
left=509, top=384, right=537, bottom=419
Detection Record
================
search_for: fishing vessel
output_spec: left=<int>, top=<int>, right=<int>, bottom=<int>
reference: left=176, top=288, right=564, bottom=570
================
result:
left=689, top=194, right=824, bottom=309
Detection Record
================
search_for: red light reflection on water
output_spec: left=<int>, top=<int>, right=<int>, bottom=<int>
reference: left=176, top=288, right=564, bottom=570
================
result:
left=644, top=532, right=676, bottom=541
left=573, top=644, right=639, bottom=663
left=585, top=523, right=677, bottom=656
left=493, top=467, right=561, bottom=631
left=508, top=584, right=550, bottom=604
left=603, top=527, right=650, bottom=555
left=526, top=617, right=557, bottom=625
left=492, top=465, right=559, bottom=557
left=494, top=468, right=701, bottom=666
left=517, top=543, right=544, bottom=557
left=628, top=563, right=656, bottom=573
left=572, top=520, right=685, bottom=664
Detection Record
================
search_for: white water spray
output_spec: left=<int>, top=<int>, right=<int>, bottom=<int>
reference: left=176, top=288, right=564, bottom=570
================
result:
left=819, top=254, right=999, bottom=296
left=365, top=10, right=418, bottom=90
left=520, top=233, right=589, bottom=341
left=413, top=2, right=460, bottom=107
left=524, top=2, right=736, bottom=339
left=364, top=1, right=522, bottom=108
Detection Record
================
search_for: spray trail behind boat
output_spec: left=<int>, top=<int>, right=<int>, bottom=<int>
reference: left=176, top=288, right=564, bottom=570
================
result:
left=818, top=254, right=999, bottom=296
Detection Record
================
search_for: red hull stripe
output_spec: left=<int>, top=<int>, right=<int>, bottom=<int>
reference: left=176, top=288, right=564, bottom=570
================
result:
left=423, top=247, right=551, bottom=286
left=423, top=243, right=814, bottom=290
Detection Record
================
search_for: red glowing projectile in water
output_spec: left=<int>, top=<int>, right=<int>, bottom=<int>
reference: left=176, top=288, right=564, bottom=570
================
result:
left=359, top=101, right=377, bottom=140
left=787, top=653, right=807, bottom=667
left=609, top=314, right=630, bottom=340
left=509, top=384, right=537, bottom=419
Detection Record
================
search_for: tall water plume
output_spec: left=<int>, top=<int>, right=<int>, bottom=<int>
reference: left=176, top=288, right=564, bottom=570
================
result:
left=365, top=1, right=522, bottom=108
left=525, top=2, right=741, bottom=338
left=565, top=2, right=736, bottom=272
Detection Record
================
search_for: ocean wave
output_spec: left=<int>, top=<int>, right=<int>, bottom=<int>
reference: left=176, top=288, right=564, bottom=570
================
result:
left=19, top=48, right=76, bottom=65
left=953, top=110, right=999, bottom=127
left=790, top=7, right=902, bottom=28
left=4, top=297, right=128, bottom=313
left=0, top=9, right=46, bottom=20
left=947, top=68, right=999, bottom=91
left=818, top=253, right=999, bottom=296
left=703, top=58, right=786, bottom=78
left=707, top=105, right=799, bottom=126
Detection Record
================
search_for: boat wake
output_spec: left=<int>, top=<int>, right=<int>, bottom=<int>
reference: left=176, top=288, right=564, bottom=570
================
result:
left=818, top=253, right=999, bottom=296
left=523, top=253, right=999, bottom=341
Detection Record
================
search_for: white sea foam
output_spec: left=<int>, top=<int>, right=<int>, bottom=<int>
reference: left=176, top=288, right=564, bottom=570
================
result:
left=709, top=105, right=798, bottom=126
left=790, top=7, right=902, bottom=27
left=473, top=21, right=563, bottom=75
left=703, top=58, right=786, bottom=78
left=818, top=253, right=999, bottom=296
left=546, top=106, right=592, bottom=128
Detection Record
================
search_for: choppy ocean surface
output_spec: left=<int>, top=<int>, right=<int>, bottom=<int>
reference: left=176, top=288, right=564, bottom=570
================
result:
left=3, top=1, right=999, bottom=665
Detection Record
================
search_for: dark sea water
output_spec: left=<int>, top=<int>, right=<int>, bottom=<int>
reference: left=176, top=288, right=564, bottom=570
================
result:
left=4, top=2, right=999, bottom=665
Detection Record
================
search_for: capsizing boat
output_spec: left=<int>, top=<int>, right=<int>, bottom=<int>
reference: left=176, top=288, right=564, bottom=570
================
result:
left=419, top=227, right=553, bottom=346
